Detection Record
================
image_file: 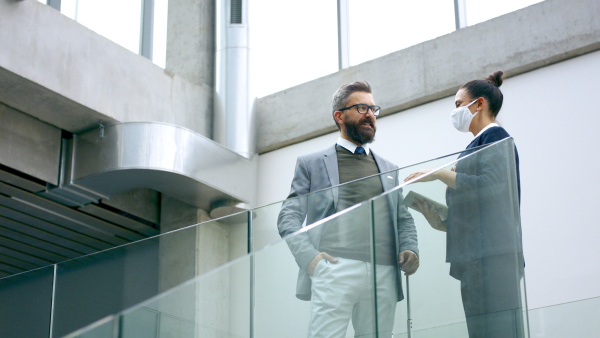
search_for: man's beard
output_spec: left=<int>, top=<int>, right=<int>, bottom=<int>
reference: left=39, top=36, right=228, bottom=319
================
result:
left=344, top=117, right=376, bottom=145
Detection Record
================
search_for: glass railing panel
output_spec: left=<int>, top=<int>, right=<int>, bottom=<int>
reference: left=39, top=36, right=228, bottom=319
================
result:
left=394, top=321, right=468, bottom=338
left=375, top=138, right=527, bottom=337
left=50, top=214, right=251, bottom=337
left=380, top=296, right=600, bottom=338
left=65, top=249, right=254, bottom=337
left=51, top=232, right=161, bottom=337
left=4, top=137, right=527, bottom=338
left=365, top=152, right=467, bottom=337
left=65, top=202, right=378, bottom=338
left=0, top=265, right=55, bottom=338
left=528, top=297, right=600, bottom=337
left=247, top=200, right=283, bottom=253
left=262, top=142, right=470, bottom=254
left=2, top=173, right=399, bottom=337
left=121, top=307, right=162, bottom=337
left=64, top=138, right=529, bottom=338
left=72, top=295, right=600, bottom=338
left=121, top=305, right=197, bottom=337
left=369, top=184, right=415, bottom=337
left=260, top=201, right=377, bottom=337
left=67, top=316, right=118, bottom=338
left=375, top=175, right=469, bottom=337
left=264, top=147, right=465, bottom=337
left=249, top=142, right=486, bottom=337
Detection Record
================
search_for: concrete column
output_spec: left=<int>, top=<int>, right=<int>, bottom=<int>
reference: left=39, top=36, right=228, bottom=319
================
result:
left=159, top=194, right=231, bottom=334
left=159, top=194, right=214, bottom=291
left=166, top=0, right=215, bottom=88
left=160, top=1, right=236, bottom=332
left=101, top=188, right=160, bottom=225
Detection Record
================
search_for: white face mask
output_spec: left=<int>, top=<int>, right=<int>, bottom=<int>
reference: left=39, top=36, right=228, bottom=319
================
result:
left=450, top=99, right=478, bottom=132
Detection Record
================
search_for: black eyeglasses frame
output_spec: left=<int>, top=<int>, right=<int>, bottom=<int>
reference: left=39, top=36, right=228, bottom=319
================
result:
left=338, top=104, right=381, bottom=117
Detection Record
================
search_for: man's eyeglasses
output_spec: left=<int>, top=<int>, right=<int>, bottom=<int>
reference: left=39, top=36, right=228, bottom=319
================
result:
left=339, top=104, right=381, bottom=117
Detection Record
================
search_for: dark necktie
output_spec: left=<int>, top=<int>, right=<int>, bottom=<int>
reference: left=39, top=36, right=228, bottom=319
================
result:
left=355, top=146, right=366, bottom=154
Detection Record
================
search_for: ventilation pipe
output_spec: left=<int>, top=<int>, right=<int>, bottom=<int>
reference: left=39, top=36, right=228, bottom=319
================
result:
left=39, top=123, right=255, bottom=211
left=214, top=0, right=255, bottom=159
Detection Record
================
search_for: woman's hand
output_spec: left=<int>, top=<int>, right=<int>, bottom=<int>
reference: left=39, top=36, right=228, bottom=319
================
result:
left=404, top=169, right=437, bottom=183
left=405, top=169, right=457, bottom=189
left=412, top=198, right=447, bottom=232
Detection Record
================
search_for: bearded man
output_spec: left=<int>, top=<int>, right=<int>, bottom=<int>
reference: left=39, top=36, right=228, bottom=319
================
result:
left=277, top=81, right=419, bottom=338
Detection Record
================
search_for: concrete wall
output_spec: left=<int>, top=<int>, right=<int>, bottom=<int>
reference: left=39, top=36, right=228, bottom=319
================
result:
left=0, top=0, right=211, bottom=137
left=0, top=103, right=61, bottom=184
left=255, top=0, right=600, bottom=153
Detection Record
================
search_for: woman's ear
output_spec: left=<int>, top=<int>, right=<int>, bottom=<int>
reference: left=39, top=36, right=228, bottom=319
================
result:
left=476, top=97, right=486, bottom=112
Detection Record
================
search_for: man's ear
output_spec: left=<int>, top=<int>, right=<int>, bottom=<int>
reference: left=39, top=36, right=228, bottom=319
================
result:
left=333, top=110, right=344, bottom=125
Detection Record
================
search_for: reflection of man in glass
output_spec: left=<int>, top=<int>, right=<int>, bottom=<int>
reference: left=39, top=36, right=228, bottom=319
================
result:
left=277, top=81, right=419, bottom=337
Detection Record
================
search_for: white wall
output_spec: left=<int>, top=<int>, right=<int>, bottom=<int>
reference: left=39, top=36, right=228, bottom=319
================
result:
left=256, top=50, right=600, bottom=313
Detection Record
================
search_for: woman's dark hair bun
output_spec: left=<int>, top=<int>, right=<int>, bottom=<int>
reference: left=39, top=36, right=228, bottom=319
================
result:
left=461, top=71, right=505, bottom=116
left=486, top=71, right=503, bottom=87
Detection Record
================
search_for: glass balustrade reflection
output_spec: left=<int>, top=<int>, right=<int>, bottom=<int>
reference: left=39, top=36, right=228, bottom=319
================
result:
left=380, top=137, right=527, bottom=337
left=0, top=265, right=55, bottom=338
left=66, top=316, right=117, bottom=338
left=65, top=204, right=378, bottom=337
left=0, top=210, right=253, bottom=337
left=59, top=143, right=471, bottom=337
left=266, top=201, right=380, bottom=337
left=48, top=214, right=253, bottom=337
left=3, top=138, right=528, bottom=338
left=63, top=245, right=254, bottom=337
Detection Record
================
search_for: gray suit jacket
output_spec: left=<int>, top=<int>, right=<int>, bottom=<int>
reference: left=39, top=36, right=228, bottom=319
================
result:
left=277, top=145, right=418, bottom=301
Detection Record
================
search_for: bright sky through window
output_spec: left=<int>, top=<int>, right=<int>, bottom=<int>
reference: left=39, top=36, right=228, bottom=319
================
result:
left=41, top=0, right=543, bottom=98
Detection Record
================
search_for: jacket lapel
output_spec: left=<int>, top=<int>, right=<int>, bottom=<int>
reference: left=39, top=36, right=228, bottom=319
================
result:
left=373, top=151, right=399, bottom=221
left=373, top=151, right=396, bottom=191
left=323, top=145, right=339, bottom=209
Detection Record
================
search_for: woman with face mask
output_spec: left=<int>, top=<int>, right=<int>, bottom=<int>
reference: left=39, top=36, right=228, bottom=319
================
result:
left=405, top=71, right=524, bottom=338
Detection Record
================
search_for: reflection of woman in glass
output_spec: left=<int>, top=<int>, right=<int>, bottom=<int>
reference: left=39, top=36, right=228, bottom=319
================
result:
left=405, top=71, right=524, bottom=338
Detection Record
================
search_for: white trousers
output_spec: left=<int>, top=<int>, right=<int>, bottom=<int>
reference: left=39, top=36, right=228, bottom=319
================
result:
left=308, top=257, right=397, bottom=338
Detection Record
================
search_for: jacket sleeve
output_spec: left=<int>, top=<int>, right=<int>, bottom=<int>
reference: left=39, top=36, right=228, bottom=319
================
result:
left=455, top=132, right=510, bottom=195
left=396, top=183, right=419, bottom=257
left=277, top=156, right=320, bottom=270
left=455, top=148, right=504, bottom=195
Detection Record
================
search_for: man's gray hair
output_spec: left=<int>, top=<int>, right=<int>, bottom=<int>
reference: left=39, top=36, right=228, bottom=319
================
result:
left=331, top=81, right=372, bottom=129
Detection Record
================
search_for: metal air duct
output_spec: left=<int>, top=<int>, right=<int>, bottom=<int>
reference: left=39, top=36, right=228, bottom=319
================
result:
left=40, top=122, right=256, bottom=212
left=214, top=0, right=255, bottom=159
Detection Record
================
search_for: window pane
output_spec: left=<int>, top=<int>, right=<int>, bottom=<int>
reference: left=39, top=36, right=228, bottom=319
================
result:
left=348, top=0, right=455, bottom=66
left=153, top=0, right=168, bottom=68
left=60, top=0, right=142, bottom=55
left=249, top=0, right=338, bottom=98
left=466, top=0, right=544, bottom=26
